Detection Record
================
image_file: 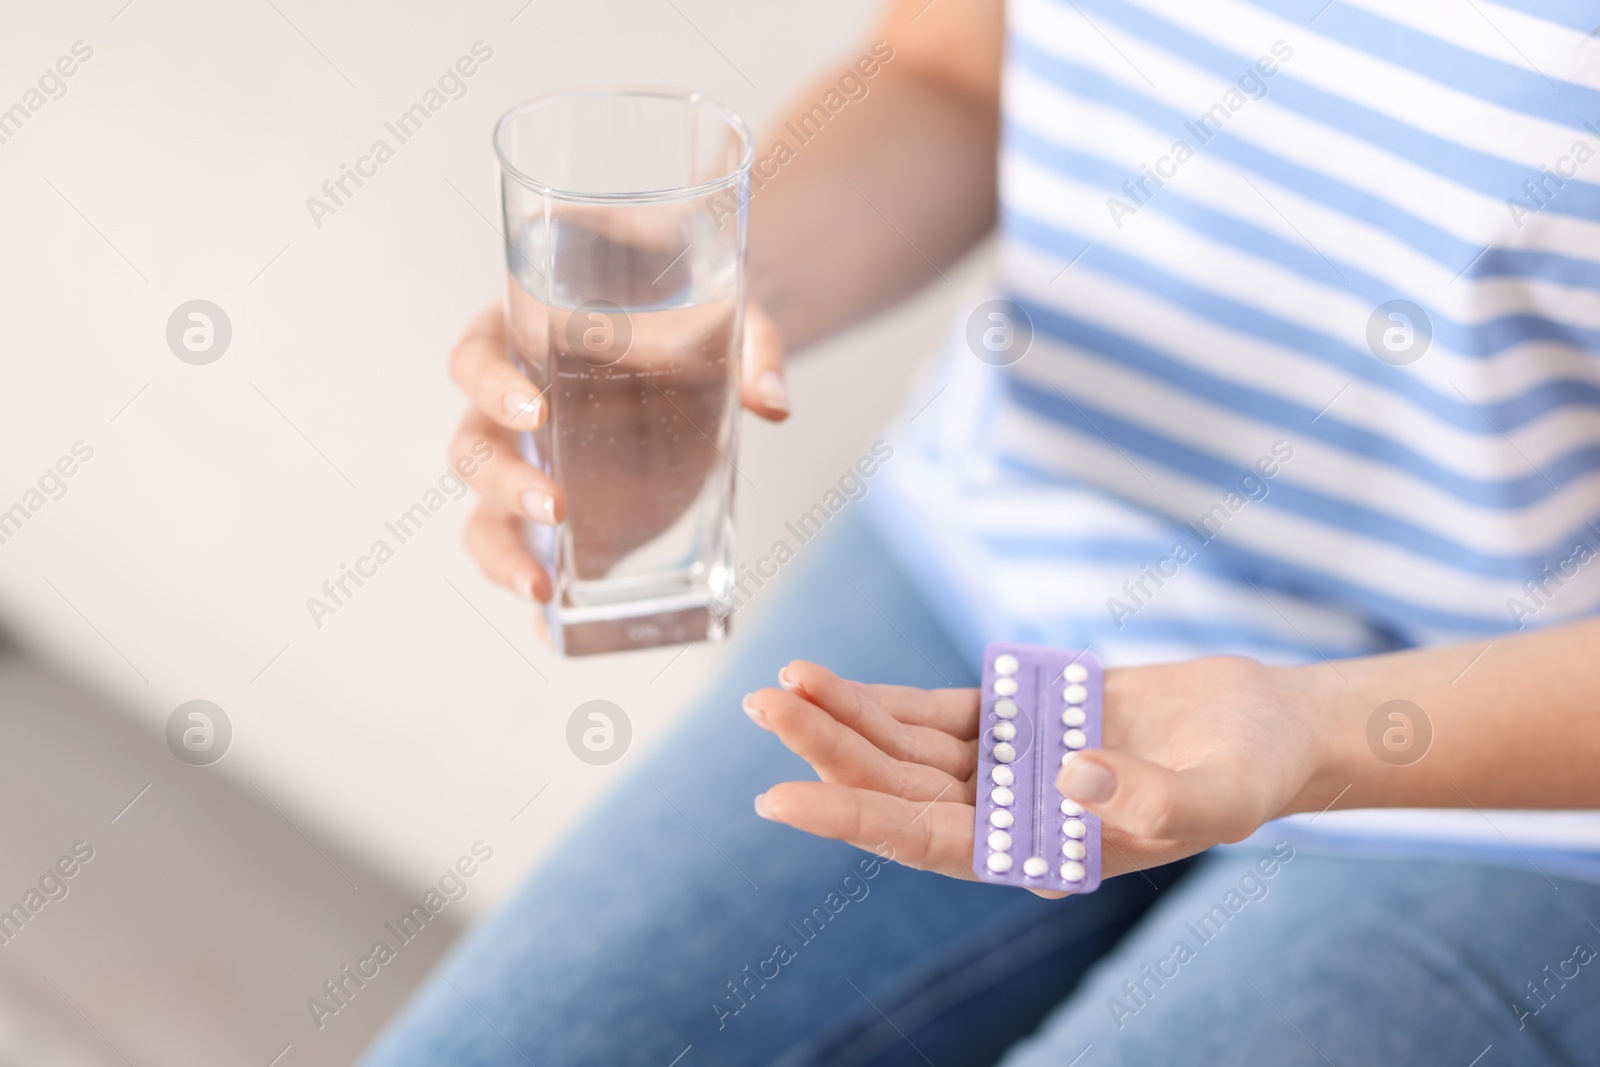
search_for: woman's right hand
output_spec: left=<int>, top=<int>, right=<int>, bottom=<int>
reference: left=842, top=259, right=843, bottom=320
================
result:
left=446, top=298, right=789, bottom=606
left=446, top=302, right=565, bottom=603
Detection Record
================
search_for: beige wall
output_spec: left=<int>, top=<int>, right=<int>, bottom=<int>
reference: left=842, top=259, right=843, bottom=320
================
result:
left=0, top=0, right=986, bottom=910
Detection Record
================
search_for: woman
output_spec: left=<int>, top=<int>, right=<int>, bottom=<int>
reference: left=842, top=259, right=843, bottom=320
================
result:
left=364, top=0, right=1600, bottom=1062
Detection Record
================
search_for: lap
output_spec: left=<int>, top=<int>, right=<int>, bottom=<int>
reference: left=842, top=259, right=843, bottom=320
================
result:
left=1002, top=846, right=1600, bottom=1066
left=358, top=515, right=1185, bottom=1067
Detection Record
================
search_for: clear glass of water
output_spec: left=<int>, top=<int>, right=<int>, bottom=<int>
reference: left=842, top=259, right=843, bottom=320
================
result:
left=494, top=88, right=753, bottom=656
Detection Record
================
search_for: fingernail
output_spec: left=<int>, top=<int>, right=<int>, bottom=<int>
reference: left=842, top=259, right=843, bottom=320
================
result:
left=1058, top=756, right=1116, bottom=803
left=521, top=489, right=556, bottom=524
left=505, top=391, right=542, bottom=426
left=758, top=371, right=789, bottom=414
left=753, top=793, right=772, bottom=819
left=511, top=573, right=534, bottom=601
left=777, top=667, right=799, bottom=691
left=742, top=694, right=769, bottom=729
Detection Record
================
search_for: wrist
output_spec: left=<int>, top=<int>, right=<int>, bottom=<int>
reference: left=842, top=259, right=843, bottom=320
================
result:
left=1274, top=659, right=1371, bottom=817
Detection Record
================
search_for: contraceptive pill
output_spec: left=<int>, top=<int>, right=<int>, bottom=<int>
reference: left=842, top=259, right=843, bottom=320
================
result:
left=973, top=642, right=1103, bottom=894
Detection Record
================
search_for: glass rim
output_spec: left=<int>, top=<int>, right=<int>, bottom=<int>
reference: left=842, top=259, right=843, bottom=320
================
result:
left=493, top=85, right=755, bottom=204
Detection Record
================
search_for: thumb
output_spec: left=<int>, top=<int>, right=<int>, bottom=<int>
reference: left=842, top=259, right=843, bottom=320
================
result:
left=1055, top=750, right=1262, bottom=844
left=740, top=302, right=789, bottom=421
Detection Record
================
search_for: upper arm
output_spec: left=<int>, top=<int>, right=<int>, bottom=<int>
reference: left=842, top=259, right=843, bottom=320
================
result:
left=877, top=0, right=1005, bottom=107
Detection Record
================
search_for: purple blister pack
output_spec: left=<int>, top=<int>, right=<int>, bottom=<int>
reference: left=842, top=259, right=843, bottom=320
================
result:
left=972, top=642, right=1103, bottom=893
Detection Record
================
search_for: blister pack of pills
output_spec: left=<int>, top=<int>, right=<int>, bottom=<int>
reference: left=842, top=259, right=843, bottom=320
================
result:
left=972, top=642, right=1103, bottom=893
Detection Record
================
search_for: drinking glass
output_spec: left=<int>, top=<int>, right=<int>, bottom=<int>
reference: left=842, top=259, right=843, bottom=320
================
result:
left=494, top=87, right=753, bottom=656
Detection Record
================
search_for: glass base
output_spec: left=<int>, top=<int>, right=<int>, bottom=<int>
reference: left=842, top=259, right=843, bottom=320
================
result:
left=546, top=593, right=731, bottom=656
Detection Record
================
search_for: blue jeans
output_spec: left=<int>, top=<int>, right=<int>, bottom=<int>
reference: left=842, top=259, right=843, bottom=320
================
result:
left=360, top=516, right=1600, bottom=1066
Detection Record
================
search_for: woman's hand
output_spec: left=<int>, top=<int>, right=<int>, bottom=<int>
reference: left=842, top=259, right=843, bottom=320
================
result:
left=745, top=657, right=1342, bottom=884
left=445, top=299, right=788, bottom=603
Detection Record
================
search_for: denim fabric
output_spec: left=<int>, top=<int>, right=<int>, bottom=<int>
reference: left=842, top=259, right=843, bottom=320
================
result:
left=358, top=515, right=1184, bottom=1067
left=1002, top=849, right=1600, bottom=1066
left=359, top=515, right=1600, bottom=1066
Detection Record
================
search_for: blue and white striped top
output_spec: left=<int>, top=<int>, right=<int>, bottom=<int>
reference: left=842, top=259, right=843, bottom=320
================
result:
left=870, top=0, right=1600, bottom=866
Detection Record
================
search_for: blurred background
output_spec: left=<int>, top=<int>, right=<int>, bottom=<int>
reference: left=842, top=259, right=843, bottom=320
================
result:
left=0, top=2, right=988, bottom=1065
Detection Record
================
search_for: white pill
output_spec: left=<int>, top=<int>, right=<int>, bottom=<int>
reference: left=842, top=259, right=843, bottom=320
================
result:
left=986, top=852, right=1014, bottom=874
left=1060, top=798, right=1083, bottom=816
left=990, top=809, right=1014, bottom=829
left=991, top=722, right=1017, bottom=742
left=994, top=677, right=1018, bottom=697
left=994, top=698, right=1019, bottom=720
left=993, top=742, right=1017, bottom=764
left=1063, top=728, right=1087, bottom=749
left=1063, top=684, right=1088, bottom=705
left=991, top=765, right=1015, bottom=787
left=993, top=653, right=1019, bottom=676
left=1061, top=751, right=1075, bottom=766
left=1063, top=818, right=1088, bottom=839
left=1060, top=860, right=1086, bottom=883
left=988, top=830, right=1013, bottom=851
left=1023, top=857, right=1049, bottom=878
left=1061, top=706, right=1086, bottom=727
left=991, top=786, right=1015, bottom=807
left=1061, top=839, right=1087, bottom=860
left=1064, top=663, right=1089, bottom=684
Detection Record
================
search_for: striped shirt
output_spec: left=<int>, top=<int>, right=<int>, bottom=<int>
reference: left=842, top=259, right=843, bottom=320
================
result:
left=869, top=0, right=1600, bottom=865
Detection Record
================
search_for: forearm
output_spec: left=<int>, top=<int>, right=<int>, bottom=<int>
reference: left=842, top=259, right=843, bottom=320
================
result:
left=748, top=9, right=1002, bottom=349
left=1293, top=618, right=1600, bottom=813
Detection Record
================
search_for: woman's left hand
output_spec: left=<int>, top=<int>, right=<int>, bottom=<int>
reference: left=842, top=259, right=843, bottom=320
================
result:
left=744, top=657, right=1341, bottom=885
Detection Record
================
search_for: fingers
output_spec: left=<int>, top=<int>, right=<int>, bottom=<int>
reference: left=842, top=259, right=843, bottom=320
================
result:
left=448, top=302, right=548, bottom=432
left=449, top=411, right=564, bottom=525
left=862, top=684, right=981, bottom=739
left=755, top=781, right=975, bottom=881
left=739, top=303, right=789, bottom=421
left=776, top=662, right=975, bottom=780
left=746, top=687, right=973, bottom=803
left=1056, top=749, right=1265, bottom=844
left=453, top=297, right=785, bottom=429
left=463, top=503, right=550, bottom=602
left=779, top=661, right=978, bottom=738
